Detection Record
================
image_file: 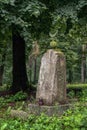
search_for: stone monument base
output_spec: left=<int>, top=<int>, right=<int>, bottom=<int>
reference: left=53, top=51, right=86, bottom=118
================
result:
left=28, top=104, right=72, bottom=116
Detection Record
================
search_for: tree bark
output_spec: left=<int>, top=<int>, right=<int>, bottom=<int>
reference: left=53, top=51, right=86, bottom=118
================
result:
left=0, top=66, right=4, bottom=86
left=81, top=59, right=86, bottom=83
left=81, top=45, right=86, bottom=83
left=33, top=58, right=37, bottom=83
left=0, top=53, right=6, bottom=86
left=68, top=69, right=73, bottom=84
left=12, top=28, right=29, bottom=93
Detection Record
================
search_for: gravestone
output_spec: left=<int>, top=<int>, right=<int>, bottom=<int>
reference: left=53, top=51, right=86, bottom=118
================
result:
left=36, top=49, right=66, bottom=105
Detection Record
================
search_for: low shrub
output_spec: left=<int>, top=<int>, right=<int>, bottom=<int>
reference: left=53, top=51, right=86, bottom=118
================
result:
left=5, top=91, right=28, bottom=102
left=67, top=83, right=87, bottom=98
left=0, top=91, right=28, bottom=109
left=67, top=83, right=87, bottom=89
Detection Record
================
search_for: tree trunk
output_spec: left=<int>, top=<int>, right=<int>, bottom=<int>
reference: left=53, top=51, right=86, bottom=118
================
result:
left=68, top=69, right=73, bottom=84
left=12, top=28, right=29, bottom=93
left=81, top=45, right=86, bottom=83
left=0, top=53, right=6, bottom=86
left=81, top=59, right=86, bottom=83
left=33, top=58, right=37, bottom=83
left=0, top=66, right=4, bottom=86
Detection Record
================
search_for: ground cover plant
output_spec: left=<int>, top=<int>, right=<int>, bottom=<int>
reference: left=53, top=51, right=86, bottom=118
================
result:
left=0, top=91, right=28, bottom=110
left=67, top=84, right=87, bottom=100
left=0, top=103, right=87, bottom=130
left=0, top=85, right=87, bottom=130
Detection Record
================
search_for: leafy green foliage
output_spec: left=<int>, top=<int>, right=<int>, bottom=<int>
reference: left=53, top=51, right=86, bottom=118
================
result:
left=67, top=84, right=87, bottom=99
left=0, top=105, right=87, bottom=129
left=0, top=91, right=28, bottom=108
left=0, top=97, right=7, bottom=108
left=0, top=0, right=87, bottom=87
left=67, top=90, right=75, bottom=99
left=6, top=91, right=28, bottom=101
left=61, top=106, right=87, bottom=130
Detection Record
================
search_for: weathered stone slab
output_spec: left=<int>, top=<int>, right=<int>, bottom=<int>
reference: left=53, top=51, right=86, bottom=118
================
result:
left=36, top=49, right=66, bottom=105
left=10, top=110, right=28, bottom=120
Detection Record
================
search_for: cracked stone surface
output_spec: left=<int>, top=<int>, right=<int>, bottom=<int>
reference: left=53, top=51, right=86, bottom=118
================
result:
left=36, top=49, right=66, bottom=105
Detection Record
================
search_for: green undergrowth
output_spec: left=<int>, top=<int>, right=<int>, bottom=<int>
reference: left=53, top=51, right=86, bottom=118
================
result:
left=67, top=83, right=87, bottom=89
left=0, top=88, right=87, bottom=129
left=0, top=84, right=10, bottom=91
left=0, top=104, right=87, bottom=130
left=0, top=91, right=28, bottom=109
left=67, top=84, right=87, bottom=99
